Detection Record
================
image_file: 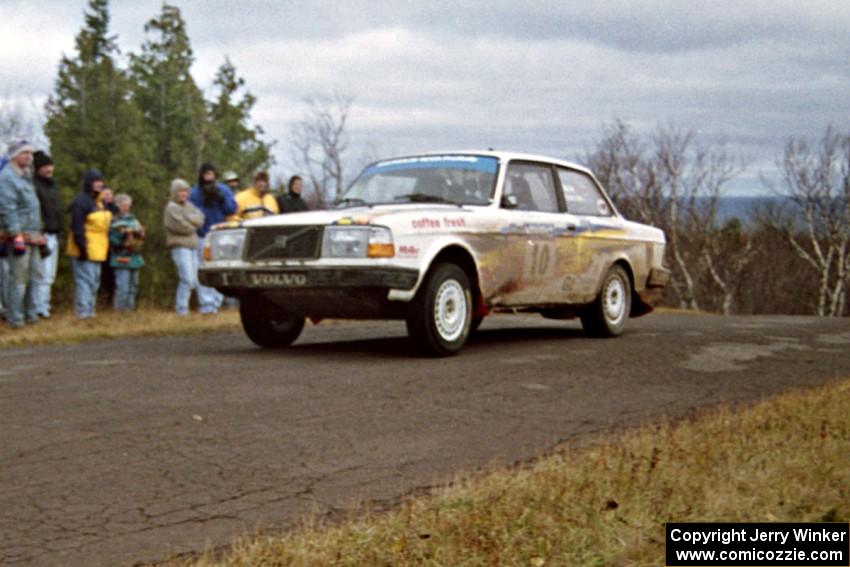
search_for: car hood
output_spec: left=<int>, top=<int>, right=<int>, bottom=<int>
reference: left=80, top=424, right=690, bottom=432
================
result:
left=243, top=204, right=484, bottom=228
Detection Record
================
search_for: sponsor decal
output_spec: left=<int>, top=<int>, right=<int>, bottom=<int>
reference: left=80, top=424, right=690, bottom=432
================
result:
left=443, top=217, right=466, bottom=229
left=412, top=217, right=441, bottom=230
left=411, top=217, right=468, bottom=231
left=398, top=245, right=420, bottom=258
left=363, top=155, right=498, bottom=177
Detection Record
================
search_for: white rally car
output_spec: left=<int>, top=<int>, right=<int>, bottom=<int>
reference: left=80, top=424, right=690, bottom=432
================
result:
left=199, top=151, right=669, bottom=356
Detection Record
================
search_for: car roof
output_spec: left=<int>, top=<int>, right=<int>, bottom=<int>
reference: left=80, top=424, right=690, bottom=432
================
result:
left=375, top=150, right=596, bottom=177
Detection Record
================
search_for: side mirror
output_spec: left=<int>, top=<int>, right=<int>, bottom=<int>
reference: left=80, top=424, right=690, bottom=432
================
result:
left=501, top=194, right=519, bottom=209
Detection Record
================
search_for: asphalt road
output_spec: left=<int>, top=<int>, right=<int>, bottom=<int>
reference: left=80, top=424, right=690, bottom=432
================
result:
left=1, top=313, right=849, bottom=566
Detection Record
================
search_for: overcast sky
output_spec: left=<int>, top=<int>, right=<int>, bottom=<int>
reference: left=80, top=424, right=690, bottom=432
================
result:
left=1, top=0, right=848, bottom=194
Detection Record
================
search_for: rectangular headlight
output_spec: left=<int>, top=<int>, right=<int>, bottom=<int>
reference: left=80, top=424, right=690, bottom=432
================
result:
left=322, top=226, right=394, bottom=258
left=208, top=229, right=247, bottom=261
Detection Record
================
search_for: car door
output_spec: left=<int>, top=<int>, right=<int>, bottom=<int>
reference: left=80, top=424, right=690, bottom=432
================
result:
left=555, top=167, right=622, bottom=303
left=498, top=161, right=580, bottom=305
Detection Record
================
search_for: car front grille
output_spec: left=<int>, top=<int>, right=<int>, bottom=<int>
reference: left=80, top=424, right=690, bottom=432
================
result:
left=245, top=226, right=322, bottom=261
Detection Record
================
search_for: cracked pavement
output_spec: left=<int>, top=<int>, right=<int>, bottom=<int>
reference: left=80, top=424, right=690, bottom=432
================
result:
left=1, top=313, right=849, bottom=565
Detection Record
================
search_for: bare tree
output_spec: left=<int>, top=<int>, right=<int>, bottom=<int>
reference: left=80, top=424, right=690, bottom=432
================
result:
left=760, top=127, right=850, bottom=317
left=0, top=91, right=46, bottom=148
left=290, top=93, right=354, bottom=208
left=588, top=120, right=745, bottom=311
left=702, top=218, right=755, bottom=314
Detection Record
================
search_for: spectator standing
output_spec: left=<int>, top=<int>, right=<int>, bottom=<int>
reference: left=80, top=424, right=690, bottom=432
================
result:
left=66, top=169, right=112, bottom=319
left=109, top=194, right=145, bottom=311
left=235, top=171, right=279, bottom=220
left=277, top=175, right=309, bottom=213
left=98, top=186, right=119, bottom=304
left=30, top=150, right=62, bottom=319
left=0, top=139, right=44, bottom=328
left=222, top=171, right=241, bottom=193
left=164, top=179, right=204, bottom=315
left=189, top=163, right=236, bottom=314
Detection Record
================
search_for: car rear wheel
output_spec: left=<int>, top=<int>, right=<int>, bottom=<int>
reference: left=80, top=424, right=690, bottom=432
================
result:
left=406, top=263, right=472, bottom=356
left=580, top=265, right=631, bottom=338
left=240, top=295, right=305, bottom=348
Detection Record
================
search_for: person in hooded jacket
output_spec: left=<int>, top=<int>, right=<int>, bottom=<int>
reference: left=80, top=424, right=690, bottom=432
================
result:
left=189, top=163, right=236, bottom=314
left=66, top=169, right=112, bottom=319
left=30, top=150, right=62, bottom=319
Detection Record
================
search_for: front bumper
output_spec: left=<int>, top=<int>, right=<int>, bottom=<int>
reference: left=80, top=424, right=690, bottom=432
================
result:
left=198, top=266, right=419, bottom=291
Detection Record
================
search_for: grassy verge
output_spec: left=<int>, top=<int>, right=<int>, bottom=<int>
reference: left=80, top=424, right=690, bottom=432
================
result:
left=0, top=308, right=241, bottom=347
left=182, top=378, right=850, bottom=566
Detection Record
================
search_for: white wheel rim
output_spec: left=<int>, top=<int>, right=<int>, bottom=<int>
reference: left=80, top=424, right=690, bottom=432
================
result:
left=434, top=279, right=468, bottom=342
left=604, top=276, right=626, bottom=325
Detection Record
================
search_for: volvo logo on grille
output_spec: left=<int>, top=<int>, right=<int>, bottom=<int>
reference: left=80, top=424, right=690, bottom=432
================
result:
left=250, top=272, right=307, bottom=287
left=273, top=234, right=289, bottom=248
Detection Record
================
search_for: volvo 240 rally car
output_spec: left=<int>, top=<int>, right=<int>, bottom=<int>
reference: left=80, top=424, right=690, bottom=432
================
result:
left=199, top=151, right=669, bottom=356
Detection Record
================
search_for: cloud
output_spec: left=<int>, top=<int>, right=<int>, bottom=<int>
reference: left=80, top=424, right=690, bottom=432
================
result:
left=0, top=0, right=847, bottom=194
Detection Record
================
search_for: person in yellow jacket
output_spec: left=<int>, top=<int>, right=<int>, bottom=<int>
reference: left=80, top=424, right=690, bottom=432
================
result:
left=234, top=171, right=279, bottom=220
left=66, top=169, right=112, bottom=318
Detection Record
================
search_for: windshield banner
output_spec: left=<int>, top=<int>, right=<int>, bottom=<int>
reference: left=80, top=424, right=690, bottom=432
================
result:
left=362, top=155, right=498, bottom=177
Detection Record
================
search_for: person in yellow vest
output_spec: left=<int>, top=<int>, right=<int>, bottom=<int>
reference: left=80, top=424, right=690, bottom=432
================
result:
left=66, top=169, right=112, bottom=318
left=234, top=171, right=279, bottom=220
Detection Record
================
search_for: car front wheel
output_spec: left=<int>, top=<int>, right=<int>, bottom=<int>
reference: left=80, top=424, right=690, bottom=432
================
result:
left=240, top=295, right=305, bottom=348
left=406, top=263, right=472, bottom=356
left=580, top=265, right=631, bottom=337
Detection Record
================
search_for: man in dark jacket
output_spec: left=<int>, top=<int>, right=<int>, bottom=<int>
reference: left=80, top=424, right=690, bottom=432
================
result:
left=189, top=162, right=236, bottom=314
left=277, top=175, right=309, bottom=213
left=30, top=151, right=62, bottom=319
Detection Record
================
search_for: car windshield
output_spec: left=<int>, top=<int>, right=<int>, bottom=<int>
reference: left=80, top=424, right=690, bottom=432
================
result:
left=337, top=155, right=498, bottom=208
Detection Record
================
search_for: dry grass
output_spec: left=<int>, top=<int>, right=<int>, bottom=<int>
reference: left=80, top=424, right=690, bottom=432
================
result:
left=181, top=378, right=850, bottom=567
left=0, top=308, right=241, bottom=347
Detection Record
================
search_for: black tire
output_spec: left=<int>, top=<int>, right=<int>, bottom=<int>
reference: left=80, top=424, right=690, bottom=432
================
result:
left=406, top=263, right=473, bottom=356
left=580, top=265, right=631, bottom=338
left=240, top=295, right=305, bottom=348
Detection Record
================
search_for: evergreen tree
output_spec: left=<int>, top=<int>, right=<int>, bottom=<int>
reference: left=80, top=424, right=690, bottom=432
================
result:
left=44, top=0, right=275, bottom=307
left=45, top=0, right=159, bottom=303
left=129, top=3, right=206, bottom=186
left=205, top=58, right=274, bottom=183
left=45, top=0, right=155, bottom=203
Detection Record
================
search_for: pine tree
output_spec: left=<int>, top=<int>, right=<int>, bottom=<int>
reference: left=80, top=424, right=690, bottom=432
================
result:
left=45, top=0, right=161, bottom=304
left=129, top=3, right=207, bottom=186
left=205, top=58, right=274, bottom=183
left=45, top=0, right=156, bottom=203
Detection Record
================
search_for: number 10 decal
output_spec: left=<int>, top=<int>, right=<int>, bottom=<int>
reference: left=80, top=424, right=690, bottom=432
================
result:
left=525, top=240, right=556, bottom=278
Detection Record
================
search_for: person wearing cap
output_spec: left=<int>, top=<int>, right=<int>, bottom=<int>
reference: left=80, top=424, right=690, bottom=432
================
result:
left=0, top=139, right=44, bottom=328
left=164, top=178, right=205, bottom=315
left=189, top=162, right=236, bottom=314
left=234, top=171, right=279, bottom=220
left=277, top=175, right=309, bottom=213
left=222, top=170, right=240, bottom=193
left=30, top=151, right=62, bottom=319
left=66, top=169, right=112, bottom=319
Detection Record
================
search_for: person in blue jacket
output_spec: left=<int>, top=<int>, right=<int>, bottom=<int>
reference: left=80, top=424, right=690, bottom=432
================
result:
left=0, top=139, right=43, bottom=328
left=189, top=162, right=236, bottom=314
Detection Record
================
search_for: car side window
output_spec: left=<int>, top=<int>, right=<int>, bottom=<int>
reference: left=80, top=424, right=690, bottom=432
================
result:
left=503, top=162, right=560, bottom=213
left=557, top=168, right=613, bottom=216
